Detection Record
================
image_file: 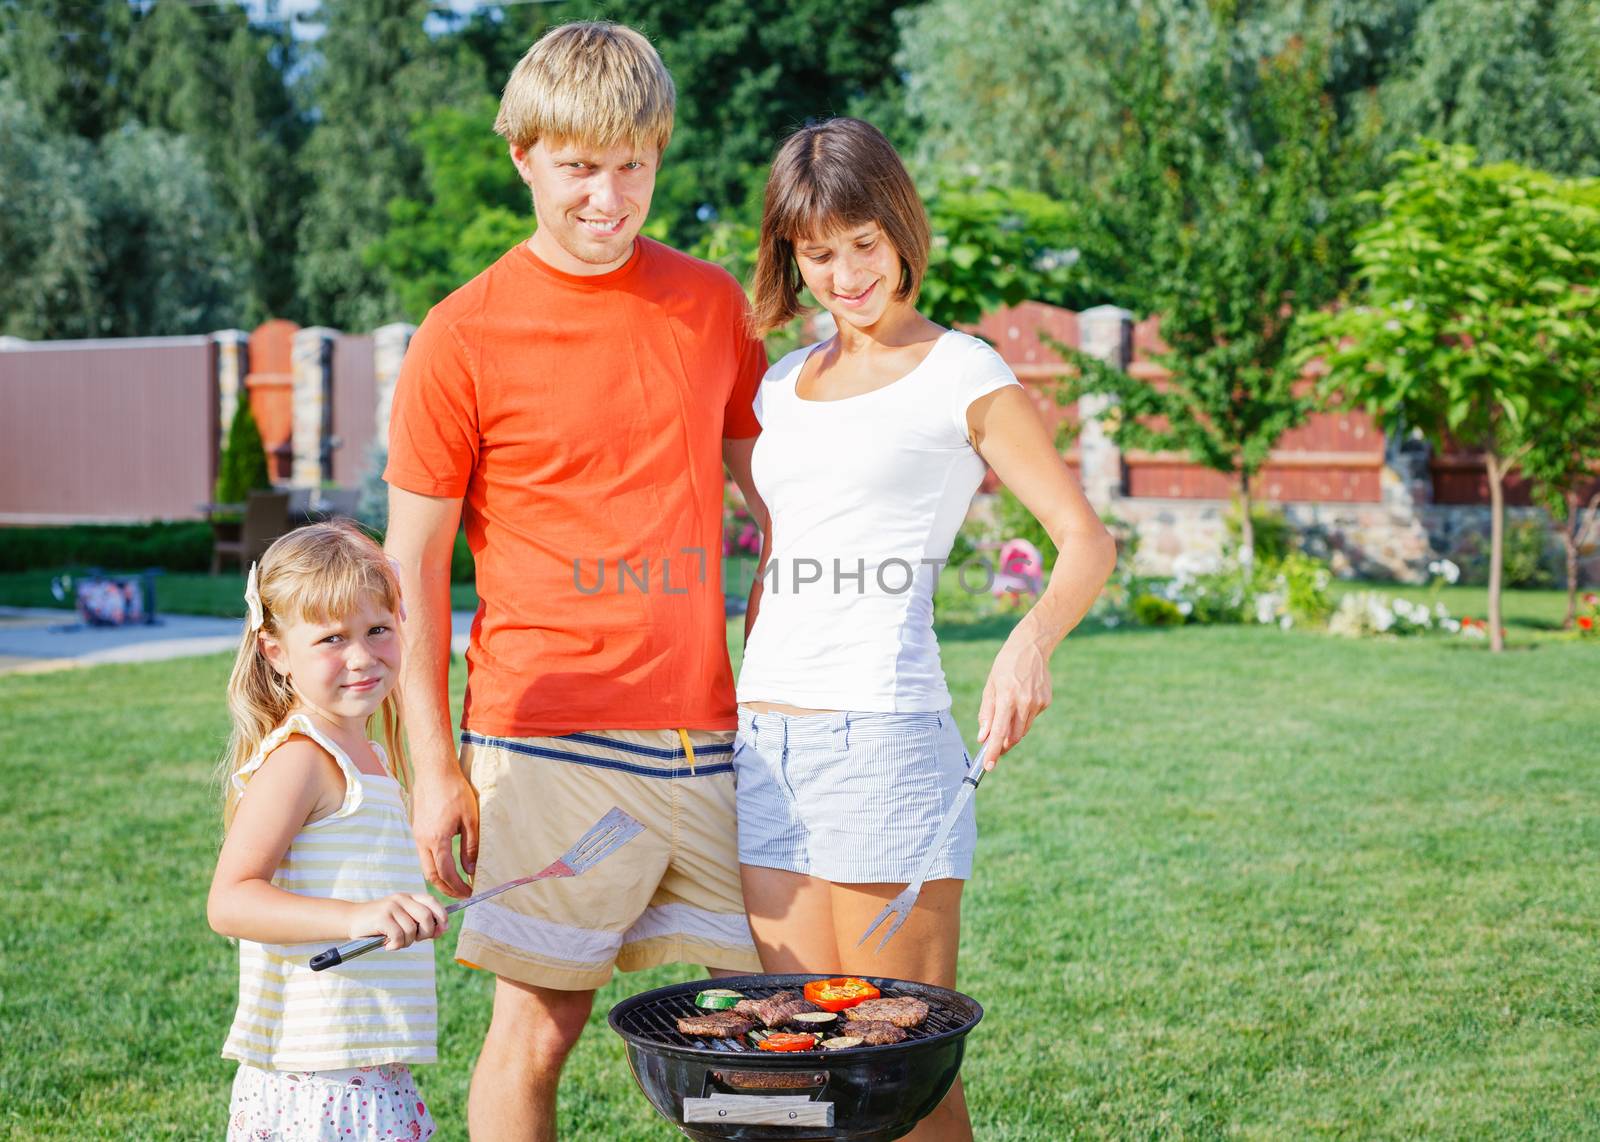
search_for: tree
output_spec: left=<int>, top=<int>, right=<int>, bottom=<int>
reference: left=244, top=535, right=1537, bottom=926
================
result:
left=0, top=86, right=240, bottom=338
left=216, top=398, right=273, bottom=505
left=1522, top=410, right=1600, bottom=631
left=0, top=0, right=134, bottom=139
left=95, top=125, right=243, bottom=335
left=1298, top=144, right=1600, bottom=652
left=366, top=97, right=534, bottom=323
left=1060, top=17, right=1363, bottom=563
left=1379, top=0, right=1600, bottom=177
left=294, top=0, right=484, bottom=329
left=0, top=82, right=99, bottom=339
left=123, top=0, right=308, bottom=323
left=919, top=183, right=1094, bottom=329
left=896, top=0, right=1144, bottom=197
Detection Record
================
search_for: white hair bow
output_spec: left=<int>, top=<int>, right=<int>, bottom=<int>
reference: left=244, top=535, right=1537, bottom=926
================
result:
left=244, top=562, right=265, bottom=631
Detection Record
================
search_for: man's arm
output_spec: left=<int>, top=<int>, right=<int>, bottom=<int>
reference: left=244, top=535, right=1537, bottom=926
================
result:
left=386, top=485, right=478, bottom=897
left=722, top=436, right=769, bottom=642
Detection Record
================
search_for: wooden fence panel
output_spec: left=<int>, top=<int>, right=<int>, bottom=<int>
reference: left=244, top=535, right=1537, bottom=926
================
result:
left=332, top=334, right=377, bottom=488
left=0, top=338, right=214, bottom=522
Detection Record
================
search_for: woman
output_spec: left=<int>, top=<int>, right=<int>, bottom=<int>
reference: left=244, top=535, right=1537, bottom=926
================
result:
left=733, top=117, right=1117, bottom=1140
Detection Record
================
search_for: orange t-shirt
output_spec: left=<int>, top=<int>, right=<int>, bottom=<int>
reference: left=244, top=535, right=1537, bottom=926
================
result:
left=384, top=238, right=765, bottom=737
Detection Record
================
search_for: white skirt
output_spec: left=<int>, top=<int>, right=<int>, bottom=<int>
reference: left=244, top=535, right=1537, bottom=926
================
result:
left=227, top=1062, right=435, bottom=1141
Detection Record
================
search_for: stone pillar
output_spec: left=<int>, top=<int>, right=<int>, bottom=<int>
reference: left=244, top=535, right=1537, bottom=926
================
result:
left=1075, top=305, right=1133, bottom=510
left=211, top=329, right=249, bottom=456
left=291, top=327, right=335, bottom=489
left=372, top=322, right=416, bottom=449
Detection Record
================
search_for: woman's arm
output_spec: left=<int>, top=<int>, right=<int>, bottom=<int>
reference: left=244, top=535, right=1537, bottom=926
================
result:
left=207, top=740, right=448, bottom=947
left=969, top=386, right=1118, bottom=763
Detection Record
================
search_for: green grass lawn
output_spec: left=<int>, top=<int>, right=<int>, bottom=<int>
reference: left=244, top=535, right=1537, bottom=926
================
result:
left=3, top=619, right=1599, bottom=1138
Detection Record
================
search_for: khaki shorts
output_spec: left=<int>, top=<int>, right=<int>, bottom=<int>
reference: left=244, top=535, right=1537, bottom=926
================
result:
left=454, top=728, right=761, bottom=991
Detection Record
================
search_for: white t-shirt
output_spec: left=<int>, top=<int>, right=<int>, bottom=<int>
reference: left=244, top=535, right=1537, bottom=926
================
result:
left=737, top=329, right=1021, bottom=711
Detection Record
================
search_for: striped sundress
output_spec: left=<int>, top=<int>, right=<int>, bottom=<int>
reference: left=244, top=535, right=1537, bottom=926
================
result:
left=221, top=713, right=437, bottom=1072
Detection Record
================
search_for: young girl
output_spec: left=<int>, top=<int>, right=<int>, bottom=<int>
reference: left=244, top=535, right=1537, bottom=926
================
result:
left=208, top=521, right=446, bottom=1141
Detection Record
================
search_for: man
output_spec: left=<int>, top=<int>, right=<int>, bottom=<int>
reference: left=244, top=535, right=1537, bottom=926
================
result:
left=382, top=22, right=766, bottom=1140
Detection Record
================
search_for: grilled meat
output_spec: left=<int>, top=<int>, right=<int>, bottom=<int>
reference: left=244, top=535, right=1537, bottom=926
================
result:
left=845, top=1019, right=908, bottom=1046
left=676, top=1011, right=756, bottom=1038
left=844, top=996, right=929, bottom=1028
left=734, top=991, right=820, bottom=1028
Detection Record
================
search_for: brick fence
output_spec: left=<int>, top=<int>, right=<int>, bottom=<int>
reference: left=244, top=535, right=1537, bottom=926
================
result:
left=971, top=302, right=1597, bottom=584
left=3, top=304, right=1592, bottom=584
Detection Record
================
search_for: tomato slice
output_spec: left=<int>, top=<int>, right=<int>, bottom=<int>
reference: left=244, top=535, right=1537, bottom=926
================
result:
left=802, top=977, right=882, bottom=1012
left=756, top=1032, right=817, bottom=1052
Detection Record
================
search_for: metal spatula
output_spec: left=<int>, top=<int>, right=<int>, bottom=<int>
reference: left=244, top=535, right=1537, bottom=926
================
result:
left=855, top=744, right=989, bottom=954
left=310, top=805, right=645, bottom=971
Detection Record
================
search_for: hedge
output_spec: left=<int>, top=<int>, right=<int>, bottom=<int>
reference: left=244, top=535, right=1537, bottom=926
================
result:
left=0, top=523, right=215, bottom=573
left=0, top=521, right=476, bottom=581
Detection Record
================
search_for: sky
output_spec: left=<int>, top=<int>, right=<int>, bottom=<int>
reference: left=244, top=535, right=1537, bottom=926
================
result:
left=237, top=0, right=550, bottom=40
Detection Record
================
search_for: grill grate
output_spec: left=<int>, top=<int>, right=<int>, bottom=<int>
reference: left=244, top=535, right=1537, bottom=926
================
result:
left=613, top=975, right=979, bottom=1055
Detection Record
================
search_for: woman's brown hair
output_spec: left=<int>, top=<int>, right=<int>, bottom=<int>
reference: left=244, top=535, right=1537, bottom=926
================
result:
left=751, top=117, right=931, bottom=335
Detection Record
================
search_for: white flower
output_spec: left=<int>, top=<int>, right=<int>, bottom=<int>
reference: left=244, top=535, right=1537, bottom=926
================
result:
left=1177, top=600, right=1194, bottom=616
left=1279, top=614, right=1293, bottom=630
left=1439, top=559, right=1460, bottom=584
left=1171, top=552, right=1220, bottom=581
left=1443, top=618, right=1461, bottom=632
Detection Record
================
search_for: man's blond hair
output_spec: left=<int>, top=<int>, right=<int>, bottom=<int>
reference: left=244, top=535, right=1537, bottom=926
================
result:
left=495, top=21, right=675, bottom=154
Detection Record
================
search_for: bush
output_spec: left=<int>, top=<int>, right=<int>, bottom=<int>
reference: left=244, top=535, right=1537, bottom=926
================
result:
left=1453, top=518, right=1555, bottom=588
left=1132, top=594, right=1185, bottom=626
left=214, top=400, right=272, bottom=504
left=0, top=522, right=214, bottom=573
left=1224, top=499, right=1293, bottom=564
left=1504, top=518, right=1555, bottom=588
left=1273, top=551, right=1336, bottom=627
left=1185, top=567, right=1252, bottom=624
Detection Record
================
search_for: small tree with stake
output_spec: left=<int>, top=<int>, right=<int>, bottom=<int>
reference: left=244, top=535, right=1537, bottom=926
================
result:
left=1521, top=386, right=1600, bottom=630
left=1298, top=143, right=1600, bottom=651
left=1059, top=22, right=1361, bottom=564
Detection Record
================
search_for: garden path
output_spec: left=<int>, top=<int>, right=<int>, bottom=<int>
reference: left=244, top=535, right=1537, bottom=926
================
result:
left=0, top=607, right=477, bottom=675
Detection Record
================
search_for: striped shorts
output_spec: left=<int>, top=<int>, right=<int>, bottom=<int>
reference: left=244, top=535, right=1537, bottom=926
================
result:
left=733, top=708, right=977, bottom=884
left=454, top=729, right=762, bottom=991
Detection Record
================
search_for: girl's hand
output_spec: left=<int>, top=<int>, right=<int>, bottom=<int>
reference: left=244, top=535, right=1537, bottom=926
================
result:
left=348, top=893, right=450, bottom=950
left=977, top=633, right=1052, bottom=766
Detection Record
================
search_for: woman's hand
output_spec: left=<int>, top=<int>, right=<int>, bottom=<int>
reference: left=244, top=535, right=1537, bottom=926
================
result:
left=348, top=892, right=450, bottom=950
left=977, top=632, right=1053, bottom=765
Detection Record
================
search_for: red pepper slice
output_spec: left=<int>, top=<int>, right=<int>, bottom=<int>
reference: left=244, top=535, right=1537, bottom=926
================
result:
left=756, top=1032, right=817, bottom=1052
left=803, top=977, right=882, bottom=1012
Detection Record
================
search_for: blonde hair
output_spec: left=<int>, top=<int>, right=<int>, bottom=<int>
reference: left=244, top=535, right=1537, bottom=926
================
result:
left=751, top=118, right=931, bottom=335
left=495, top=21, right=675, bottom=154
left=220, top=520, right=409, bottom=826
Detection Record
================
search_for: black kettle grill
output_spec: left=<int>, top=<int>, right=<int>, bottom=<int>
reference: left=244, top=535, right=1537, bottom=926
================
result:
left=608, top=973, right=983, bottom=1141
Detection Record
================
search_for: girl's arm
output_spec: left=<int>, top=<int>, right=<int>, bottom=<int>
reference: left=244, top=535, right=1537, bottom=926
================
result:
left=207, top=739, right=448, bottom=947
left=969, top=386, right=1118, bottom=763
